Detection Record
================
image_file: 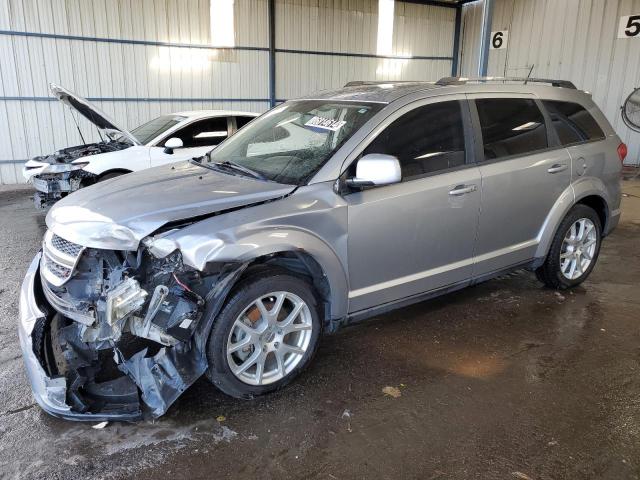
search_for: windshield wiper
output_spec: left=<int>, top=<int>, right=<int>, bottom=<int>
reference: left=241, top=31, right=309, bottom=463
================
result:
left=213, top=160, right=267, bottom=181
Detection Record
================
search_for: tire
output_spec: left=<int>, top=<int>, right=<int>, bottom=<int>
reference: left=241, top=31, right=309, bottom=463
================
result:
left=535, top=204, right=602, bottom=289
left=204, top=269, right=323, bottom=399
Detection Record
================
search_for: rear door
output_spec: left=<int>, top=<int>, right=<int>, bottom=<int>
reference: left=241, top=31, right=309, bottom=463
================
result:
left=468, top=94, right=572, bottom=276
left=345, top=98, right=481, bottom=313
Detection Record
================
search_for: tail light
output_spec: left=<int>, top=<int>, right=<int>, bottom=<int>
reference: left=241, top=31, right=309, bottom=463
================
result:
left=617, top=143, right=628, bottom=163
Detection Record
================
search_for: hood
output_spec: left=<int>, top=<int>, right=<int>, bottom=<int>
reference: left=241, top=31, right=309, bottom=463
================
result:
left=50, top=83, right=141, bottom=146
left=46, top=161, right=296, bottom=250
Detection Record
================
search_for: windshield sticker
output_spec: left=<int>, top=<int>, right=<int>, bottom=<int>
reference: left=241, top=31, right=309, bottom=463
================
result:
left=304, top=116, right=347, bottom=132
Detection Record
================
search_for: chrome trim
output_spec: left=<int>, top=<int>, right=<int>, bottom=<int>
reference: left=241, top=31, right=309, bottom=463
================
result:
left=40, top=230, right=85, bottom=287
left=40, top=271, right=95, bottom=325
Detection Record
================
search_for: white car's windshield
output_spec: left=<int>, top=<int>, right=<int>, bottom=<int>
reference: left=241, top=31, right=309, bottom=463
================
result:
left=131, top=115, right=187, bottom=144
left=205, top=101, right=383, bottom=185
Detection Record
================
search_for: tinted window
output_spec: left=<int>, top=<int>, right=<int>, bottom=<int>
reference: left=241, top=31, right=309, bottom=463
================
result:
left=476, top=98, right=548, bottom=160
left=235, top=116, right=255, bottom=129
left=543, top=100, right=605, bottom=145
left=363, top=101, right=466, bottom=181
left=131, top=115, right=186, bottom=144
left=174, top=117, right=229, bottom=147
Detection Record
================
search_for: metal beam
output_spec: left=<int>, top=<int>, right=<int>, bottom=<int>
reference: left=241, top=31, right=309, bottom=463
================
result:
left=451, top=5, right=462, bottom=76
left=477, top=0, right=493, bottom=76
left=0, top=29, right=268, bottom=52
left=268, top=0, right=276, bottom=108
left=400, top=0, right=459, bottom=9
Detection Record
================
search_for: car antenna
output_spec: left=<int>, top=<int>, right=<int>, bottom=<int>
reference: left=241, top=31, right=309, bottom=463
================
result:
left=68, top=108, right=87, bottom=144
left=524, top=64, right=535, bottom=84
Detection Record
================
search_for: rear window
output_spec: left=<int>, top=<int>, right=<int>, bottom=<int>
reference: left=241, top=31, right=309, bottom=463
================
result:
left=475, top=98, right=548, bottom=160
left=542, top=100, right=606, bottom=145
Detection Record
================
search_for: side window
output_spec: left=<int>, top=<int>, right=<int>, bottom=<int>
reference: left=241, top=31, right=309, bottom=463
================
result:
left=475, top=98, right=548, bottom=160
left=235, top=116, right=255, bottom=129
left=542, top=100, right=606, bottom=145
left=362, top=101, right=466, bottom=181
left=173, top=117, right=229, bottom=147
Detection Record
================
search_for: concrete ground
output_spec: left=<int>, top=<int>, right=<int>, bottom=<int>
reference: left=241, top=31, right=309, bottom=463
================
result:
left=1, top=181, right=639, bottom=480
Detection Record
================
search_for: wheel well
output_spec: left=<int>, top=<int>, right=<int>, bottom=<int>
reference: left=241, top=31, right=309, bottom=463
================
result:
left=98, top=169, right=131, bottom=180
left=239, top=252, right=332, bottom=325
left=576, top=195, right=608, bottom=232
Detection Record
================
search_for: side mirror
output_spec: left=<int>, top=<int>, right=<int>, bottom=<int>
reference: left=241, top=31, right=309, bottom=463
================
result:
left=163, top=137, right=183, bottom=154
left=346, top=154, right=401, bottom=188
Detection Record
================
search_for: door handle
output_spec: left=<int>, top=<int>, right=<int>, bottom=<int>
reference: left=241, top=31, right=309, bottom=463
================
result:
left=448, top=184, right=477, bottom=196
left=547, top=163, right=568, bottom=174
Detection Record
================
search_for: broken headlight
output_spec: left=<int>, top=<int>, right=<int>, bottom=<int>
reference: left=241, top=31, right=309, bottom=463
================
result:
left=105, top=277, right=148, bottom=325
left=42, top=161, right=89, bottom=174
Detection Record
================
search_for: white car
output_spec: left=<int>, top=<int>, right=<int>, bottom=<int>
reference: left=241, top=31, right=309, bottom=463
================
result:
left=23, top=84, right=258, bottom=209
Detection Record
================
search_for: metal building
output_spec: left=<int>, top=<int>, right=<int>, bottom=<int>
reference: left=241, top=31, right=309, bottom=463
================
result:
left=459, top=0, right=640, bottom=166
left=0, top=0, right=460, bottom=184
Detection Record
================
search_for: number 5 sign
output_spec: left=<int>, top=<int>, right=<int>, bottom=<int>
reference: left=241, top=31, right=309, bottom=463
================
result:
left=490, top=30, right=508, bottom=50
left=618, top=15, right=640, bottom=38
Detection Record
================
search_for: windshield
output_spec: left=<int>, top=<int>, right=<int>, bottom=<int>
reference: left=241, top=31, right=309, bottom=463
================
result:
left=205, top=101, right=383, bottom=185
left=131, top=115, right=186, bottom=144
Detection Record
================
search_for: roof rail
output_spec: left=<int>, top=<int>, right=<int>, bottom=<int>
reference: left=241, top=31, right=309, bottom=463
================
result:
left=344, top=80, right=425, bottom=87
left=435, top=76, right=577, bottom=89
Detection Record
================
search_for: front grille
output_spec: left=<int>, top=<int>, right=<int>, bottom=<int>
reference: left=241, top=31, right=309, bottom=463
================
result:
left=41, top=230, right=85, bottom=287
left=51, top=234, right=83, bottom=257
left=43, top=254, right=72, bottom=280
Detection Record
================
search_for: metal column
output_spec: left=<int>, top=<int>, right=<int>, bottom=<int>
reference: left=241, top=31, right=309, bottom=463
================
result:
left=477, top=0, right=493, bottom=77
left=268, top=0, right=276, bottom=107
left=451, top=5, right=462, bottom=76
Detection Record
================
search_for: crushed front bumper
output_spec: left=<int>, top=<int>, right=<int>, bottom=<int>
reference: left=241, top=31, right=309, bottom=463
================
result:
left=18, top=253, right=142, bottom=422
left=30, top=171, right=92, bottom=209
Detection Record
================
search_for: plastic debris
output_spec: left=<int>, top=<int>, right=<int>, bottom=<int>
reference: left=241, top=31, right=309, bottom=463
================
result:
left=216, top=415, right=226, bottom=422
left=512, top=472, right=533, bottom=480
left=382, top=386, right=402, bottom=398
left=92, top=421, right=109, bottom=429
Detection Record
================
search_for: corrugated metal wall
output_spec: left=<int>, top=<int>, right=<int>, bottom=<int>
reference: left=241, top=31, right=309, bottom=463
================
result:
left=0, top=0, right=457, bottom=184
left=275, top=0, right=456, bottom=99
left=0, top=0, right=271, bottom=183
left=460, top=0, right=640, bottom=165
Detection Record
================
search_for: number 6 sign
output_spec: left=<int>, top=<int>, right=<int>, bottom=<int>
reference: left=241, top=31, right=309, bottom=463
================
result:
left=618, top=15, right=640, bottom=38
left=490, top=30, right=509, bottom=50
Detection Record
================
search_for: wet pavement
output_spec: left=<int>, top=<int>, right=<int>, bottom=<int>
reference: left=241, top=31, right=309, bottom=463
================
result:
left=1, top=182, right=640, bottom=480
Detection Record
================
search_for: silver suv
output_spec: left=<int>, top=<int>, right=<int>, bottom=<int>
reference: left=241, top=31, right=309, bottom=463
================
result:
left=19, top=78, right=623, bottom=421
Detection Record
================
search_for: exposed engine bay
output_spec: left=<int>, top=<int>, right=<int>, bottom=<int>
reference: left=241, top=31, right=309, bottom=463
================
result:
left=34, top=230, right=246, bottom=419
left=25, top=141, right=131, bottom=209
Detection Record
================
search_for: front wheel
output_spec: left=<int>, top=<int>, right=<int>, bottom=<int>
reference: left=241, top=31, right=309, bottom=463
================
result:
left=205, top=270, right=322, bottom=398
left=535, top=204, right=602, bottom=289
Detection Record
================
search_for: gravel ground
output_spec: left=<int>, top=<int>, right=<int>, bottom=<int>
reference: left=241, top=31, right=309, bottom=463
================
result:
left=1, top=182, right=640, bottom=480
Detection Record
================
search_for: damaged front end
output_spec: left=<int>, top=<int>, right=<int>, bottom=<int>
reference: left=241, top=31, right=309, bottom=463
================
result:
left=24, top=141, right=130, bottom=209
left=19, top=230, right=244, bottom=421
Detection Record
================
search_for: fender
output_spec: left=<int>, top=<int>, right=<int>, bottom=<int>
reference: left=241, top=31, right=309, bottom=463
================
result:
left=534, top=177, right=610, bottom=261
left=177, top=227, right=349, bottom=320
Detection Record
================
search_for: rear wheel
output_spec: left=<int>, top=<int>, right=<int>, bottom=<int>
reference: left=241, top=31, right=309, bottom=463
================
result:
left=205, top=270, right=322, bottom=398
left=535, top=204, right=602, bottom=289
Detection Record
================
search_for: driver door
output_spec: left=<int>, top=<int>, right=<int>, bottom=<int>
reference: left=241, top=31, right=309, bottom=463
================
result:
left=345, top=98, right=481, bottom=313
left=149, top=116, right=232, bottom=166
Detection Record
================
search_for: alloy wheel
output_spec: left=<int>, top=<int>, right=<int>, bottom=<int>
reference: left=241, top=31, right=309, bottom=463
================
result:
left=226, top=291, right=313, bottom=385
left=560, top=217, right=597, bottom=280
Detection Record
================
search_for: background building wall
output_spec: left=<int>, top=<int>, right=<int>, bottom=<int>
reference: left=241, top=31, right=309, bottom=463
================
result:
left=460, top=0, right=640, bottom=166
left=0, top=0, right=457, bottom=184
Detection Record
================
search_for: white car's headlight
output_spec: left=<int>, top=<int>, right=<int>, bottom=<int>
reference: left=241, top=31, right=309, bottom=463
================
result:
left=44, top=161, right=89, bottom=174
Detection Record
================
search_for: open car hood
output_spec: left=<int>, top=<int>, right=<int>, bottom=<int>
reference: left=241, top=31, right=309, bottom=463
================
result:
left=50, top=83, right=141, bottom=146
left=46, top=161, right=296, bottom=250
